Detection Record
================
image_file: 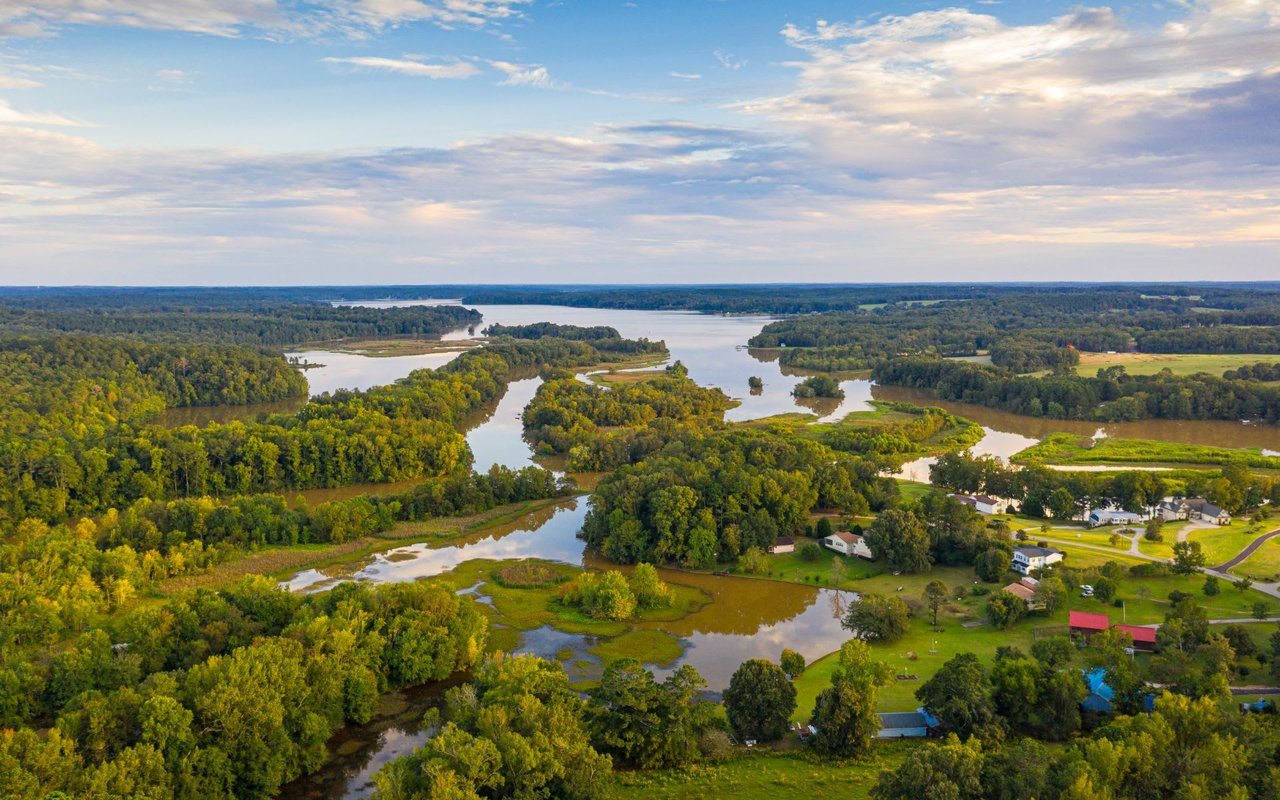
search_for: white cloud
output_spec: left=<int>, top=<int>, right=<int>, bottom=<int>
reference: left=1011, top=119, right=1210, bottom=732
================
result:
left=148, top=67, right=194, bottom=91
left=0, top=73, right=41, bottom=88
left=322, top=55, right=481, bottom=79
left=0, top=98, right=86, bottom=125
left=669, top=71, right=702, bottom=80
left=752, top=1, right=1280, bottom=185
left=713, top=49, right=745, bottom=70
left=0, top=0, right=532, bottom=38
left=487, top=59, right=555, bottom=87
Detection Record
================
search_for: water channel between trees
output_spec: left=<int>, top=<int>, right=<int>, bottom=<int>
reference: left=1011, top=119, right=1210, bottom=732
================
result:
left=262, top=300, right=1280, bottom=799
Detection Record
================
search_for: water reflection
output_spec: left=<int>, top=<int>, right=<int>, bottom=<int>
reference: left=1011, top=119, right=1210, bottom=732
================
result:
left=461, top=375, right=542, bottom=473
left=157, top=396, right=307, bottom=427
left=279, top=679, right=462, bottom=800
left=289, top=349, right=468, bottom=396
left=334, top=299, right=876, bottom=423
left=292, top=501, right=587, bottom=592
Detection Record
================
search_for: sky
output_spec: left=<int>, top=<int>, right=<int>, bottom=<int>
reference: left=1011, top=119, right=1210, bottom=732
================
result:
left=1, top=0, right=1277, bottom=285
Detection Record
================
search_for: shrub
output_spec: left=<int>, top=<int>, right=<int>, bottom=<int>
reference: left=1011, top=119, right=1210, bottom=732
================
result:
left=798, top=542, right=823, bottom=562
left=560, top=570, right=637, bottom=620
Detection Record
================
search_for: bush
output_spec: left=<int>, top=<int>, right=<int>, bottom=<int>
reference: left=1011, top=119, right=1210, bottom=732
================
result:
left=560, top=570, right=637, bottom=620
left=780, top=648, right=806, bottom=678
left=798, top=542, right=823, bottom=562
left=698, top=729, right=734, bottom=759
left=1131, top=562, right=1171, bottom=578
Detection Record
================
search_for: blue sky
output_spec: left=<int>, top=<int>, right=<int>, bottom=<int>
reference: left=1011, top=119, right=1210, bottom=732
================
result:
left=1, top=0, right=1277, bottom=284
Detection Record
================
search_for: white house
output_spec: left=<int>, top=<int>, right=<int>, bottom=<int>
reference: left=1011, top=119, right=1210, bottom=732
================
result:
left=1159, top=497, right=1231, bottom=525
left=770, top=536, right=796, bottom=555
left=824, top=531, right=875, bottom=559
left=1087, top=508, right=1146, bottom=528
left=949, top=493, right=1011, bottom=515
left=1012, top=545, right=1063, bottom=575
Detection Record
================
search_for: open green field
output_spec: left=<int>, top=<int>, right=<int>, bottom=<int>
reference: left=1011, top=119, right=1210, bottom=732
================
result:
left=1073, top=351, right=1276, bottom=376
left=611, top=745, right=910, bottom=800
left=1237, top=535, right=1280, bottom=582
left=1013, top=433, right=1280, bottom=470
left=1186, top=518, right=1275, bottom=567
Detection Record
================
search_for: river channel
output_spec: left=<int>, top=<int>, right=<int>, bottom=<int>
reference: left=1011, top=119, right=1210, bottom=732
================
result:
left=273, top=299, right=1280, bottom=798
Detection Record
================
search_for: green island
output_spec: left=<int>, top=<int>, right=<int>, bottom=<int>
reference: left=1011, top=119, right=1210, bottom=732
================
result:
left=2, top=285, right=1280, bottom=800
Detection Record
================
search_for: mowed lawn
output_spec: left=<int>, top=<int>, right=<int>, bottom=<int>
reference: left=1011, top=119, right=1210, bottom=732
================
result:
left=1238, top=535, right=1280, bottom=582
left=1186, top=518, right=1276, bottom=568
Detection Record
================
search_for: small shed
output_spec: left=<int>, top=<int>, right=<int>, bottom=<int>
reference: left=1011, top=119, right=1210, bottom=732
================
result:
left=876, top=710, right=931, bottom=738
left=770, top=536, right=796, bottom=555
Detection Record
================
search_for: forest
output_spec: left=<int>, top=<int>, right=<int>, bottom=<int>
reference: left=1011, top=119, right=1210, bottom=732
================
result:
left=0, top=289, right=478, bottom=345
left=4, top=285, right=1280, bottom=800
left=0, top=336, right=623, bottom=525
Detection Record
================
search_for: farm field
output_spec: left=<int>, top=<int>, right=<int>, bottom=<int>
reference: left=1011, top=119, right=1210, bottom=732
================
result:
left=1073, top=351, right=1277, bottom=376
left=1013, top=433, right=1280, bottom=470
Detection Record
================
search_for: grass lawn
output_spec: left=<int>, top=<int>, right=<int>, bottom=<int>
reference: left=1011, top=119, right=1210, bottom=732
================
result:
left=1186, top=519, right=1275, bottom=568
left=610, top=745, right=911, bottom=800
left=1072, top=351, right=1273, bottom=377
left=1237, top=535, right=1280, bottom=582
left=762, top=546, right=883, bottom=586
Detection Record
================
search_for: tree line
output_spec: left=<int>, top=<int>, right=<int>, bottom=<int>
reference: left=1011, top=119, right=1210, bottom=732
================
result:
left=0, top=290, right=480, bottom=346
left=484, top=322, right=667, bottom=355
left=872, top=357, right=1280, bottom=423
left=931, top=450, right=1280, bottom=516
left=523, top=361, right=732, bottom=471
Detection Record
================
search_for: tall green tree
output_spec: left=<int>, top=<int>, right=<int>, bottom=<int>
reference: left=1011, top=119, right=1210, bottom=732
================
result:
left=586, top=660, right=717, bottom=769
left=722, top=660, right=796, bottom=742
left=863, top=509, right=932, bottom=573
left=809, top=640, right=893, bottom=757
left=916, top=653, right=999, bottom=740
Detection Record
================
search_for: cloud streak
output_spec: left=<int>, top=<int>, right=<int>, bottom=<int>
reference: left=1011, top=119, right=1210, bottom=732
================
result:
left=322, top=55, right=481, bottom=79
left=0, top=0, right=531, bottom=38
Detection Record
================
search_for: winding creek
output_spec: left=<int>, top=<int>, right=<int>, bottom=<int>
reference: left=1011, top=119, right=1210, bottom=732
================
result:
left=273, top=300, right=1280, bottom=798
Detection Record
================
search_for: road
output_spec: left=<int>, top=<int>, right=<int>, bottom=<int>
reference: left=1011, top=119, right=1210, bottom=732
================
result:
left=1214, top=527, right=1280, bottom=572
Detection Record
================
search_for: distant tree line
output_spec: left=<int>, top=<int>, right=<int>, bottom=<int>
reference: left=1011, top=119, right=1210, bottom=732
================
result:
left=0, top=290, right=479, bottom=346
left=484, top=322, right=666, bottom=355
left=872, top=357, right=1280, bottom=423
